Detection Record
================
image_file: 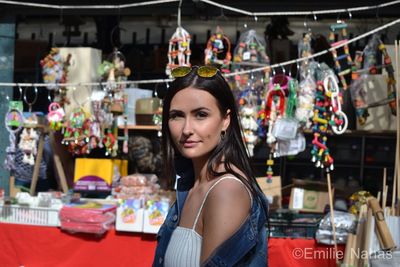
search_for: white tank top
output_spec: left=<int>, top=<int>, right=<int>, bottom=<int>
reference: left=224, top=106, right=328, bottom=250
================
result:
left=164, top=176, right=252, bottom=267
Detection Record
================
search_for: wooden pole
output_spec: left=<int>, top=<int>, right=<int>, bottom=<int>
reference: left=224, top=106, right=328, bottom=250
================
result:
left=395, top=39, right=400, bottom=215
left=343, top=233, right=354, bottom=266
left=48, top=130, right=69, bottom=193
left=382, top=168, right=387, bottom=209
left=30, top=130, right=45, bottom=196
left=367, top=197, right=396, bottom=250
left=391, top=166, right=397, bottom=216
left=362, top=208, right=373, bottom=267
left=326, top=173, right=338, bottom=265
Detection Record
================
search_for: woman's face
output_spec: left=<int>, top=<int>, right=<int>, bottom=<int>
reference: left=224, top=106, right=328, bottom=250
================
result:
left=168, top=87, right=230, bottom=160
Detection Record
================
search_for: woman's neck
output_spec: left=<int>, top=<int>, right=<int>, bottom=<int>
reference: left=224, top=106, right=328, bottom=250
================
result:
left=192, top=156, right=226, bottom=185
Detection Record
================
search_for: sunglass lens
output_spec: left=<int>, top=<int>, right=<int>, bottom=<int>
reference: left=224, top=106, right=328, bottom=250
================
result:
left=171, top=66, right=192, bottom=78
left=198, top=66, right=218, bottom=78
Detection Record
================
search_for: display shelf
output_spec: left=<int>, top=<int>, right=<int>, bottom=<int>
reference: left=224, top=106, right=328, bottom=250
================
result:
left=251, top=131, right=396, bottom=195
left=118, top=125, right=161, bottom=131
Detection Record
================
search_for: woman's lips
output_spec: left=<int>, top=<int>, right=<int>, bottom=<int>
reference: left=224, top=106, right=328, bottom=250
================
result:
left=181, top=140, right=198, bottom=148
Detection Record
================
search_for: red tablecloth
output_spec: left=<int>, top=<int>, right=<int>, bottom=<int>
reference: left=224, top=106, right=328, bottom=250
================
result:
left=268, top=237, right=345, bottom=267
left=0, top=223, right=343, bottom=267
left=0, top=223, right=157, bottom=267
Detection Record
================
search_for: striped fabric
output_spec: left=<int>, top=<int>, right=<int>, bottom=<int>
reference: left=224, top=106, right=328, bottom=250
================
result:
left=164, top=176, right=252, bottom=267
left=164, top=226, right=202, bottom=267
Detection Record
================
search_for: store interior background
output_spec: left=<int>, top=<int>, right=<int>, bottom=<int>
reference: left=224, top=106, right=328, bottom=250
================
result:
left=1, top=0, right=399, bottom=199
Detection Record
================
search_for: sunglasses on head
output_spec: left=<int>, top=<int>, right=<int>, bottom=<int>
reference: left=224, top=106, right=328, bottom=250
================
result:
left=171, top=66, right=219, bottom=79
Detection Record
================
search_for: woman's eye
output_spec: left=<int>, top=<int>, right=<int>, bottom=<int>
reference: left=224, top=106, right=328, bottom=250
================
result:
left=196, top=111, right=208, bottom=119
left=169, top=112, right=182, bottom=120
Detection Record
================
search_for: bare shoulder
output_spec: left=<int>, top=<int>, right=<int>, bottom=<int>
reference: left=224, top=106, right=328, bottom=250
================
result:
left=200, top=176, right=252, bottom=262
left=208, top=176, right=251, bottom=206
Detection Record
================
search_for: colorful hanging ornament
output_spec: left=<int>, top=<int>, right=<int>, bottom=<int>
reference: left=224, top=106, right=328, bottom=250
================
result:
left=62, top=107, right=90, bottom=155
left=266, top=154, right=274, bottom=184
left=240, top=105, right=259, bottom=157
left=329, top=20, right=353, bottom=90
left=232, top=29, right=270, bottom=91
left=47, top=102, right=65, bottom=131
left=166, top=26, right=191, bottom=77
left=311, top=81, right=334, bottom=171
left=98, top=48, right=131, bottom=92
left=40, top=48, right=71, bottom=107
left=204, top=26, right=232, bottom=73
left=4, top=101, right=24, bottom=172
left=103, top=130, right=117, bottom=156
left=40, top=48, right=67, bottom=90
left=349, top=34, right=397, bottom=125
left=264, top=82, right=286, bottom=146
left=298, top=32, right=313, bottom=80
left=378, top=41, right=397, bottom=116
left=18, top=128, right=39, bottom=166
left=323, top=74, right=348, bottom=135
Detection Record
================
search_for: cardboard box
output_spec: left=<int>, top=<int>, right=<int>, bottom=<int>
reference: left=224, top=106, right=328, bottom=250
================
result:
left=58, top=47, right=102, bottom=117
left=288, top=179, right=334, bottom=213
left=116, top=199, right=144, bottom=233
left=117, top=88, right=153, bottom=126
left=74, top=158, right=128, bottom=191
left=143, top=199, right=170, bottom=234
left=256, top=176, right=282, bottom=210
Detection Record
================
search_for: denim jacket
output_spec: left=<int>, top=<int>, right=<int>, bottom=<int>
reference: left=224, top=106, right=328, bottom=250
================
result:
left=153, top=157, right=269, bottom=267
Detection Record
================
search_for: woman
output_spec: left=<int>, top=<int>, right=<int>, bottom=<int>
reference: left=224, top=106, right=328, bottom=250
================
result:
left=153, top=66, right=268, bottom=267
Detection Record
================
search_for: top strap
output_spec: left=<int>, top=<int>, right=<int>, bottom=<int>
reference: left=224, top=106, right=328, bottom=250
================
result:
left=192, top=175, right=253, bottom=230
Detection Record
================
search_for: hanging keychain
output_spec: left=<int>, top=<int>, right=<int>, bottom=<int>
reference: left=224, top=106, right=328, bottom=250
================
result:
left=4, top=101, right=24, bottom=172
left=47, top=102, right=65, bottom=131
left=18, top=87, right=40, bottom=165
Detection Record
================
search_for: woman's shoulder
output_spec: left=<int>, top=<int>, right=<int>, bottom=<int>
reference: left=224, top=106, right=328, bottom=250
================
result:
left=206, top=174, right=251, bottom=210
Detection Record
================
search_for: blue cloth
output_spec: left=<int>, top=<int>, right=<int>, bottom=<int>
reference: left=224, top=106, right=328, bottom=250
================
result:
left=153, top=156, right=269, bottom=267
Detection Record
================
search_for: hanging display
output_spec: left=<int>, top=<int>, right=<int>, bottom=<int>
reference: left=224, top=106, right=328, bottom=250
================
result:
left=328, top=20, right=353, bottom=90
left=204, top=26, right=232, bottom=73
left=350, top=34, right=397, bottom=125
left=4, top=101, right=24, bottom=172
left=166, top=26, right=191, bottom=77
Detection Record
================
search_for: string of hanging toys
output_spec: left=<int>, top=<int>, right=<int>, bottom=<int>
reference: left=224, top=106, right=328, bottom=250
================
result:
left=3, top=3, right=399, bottom=185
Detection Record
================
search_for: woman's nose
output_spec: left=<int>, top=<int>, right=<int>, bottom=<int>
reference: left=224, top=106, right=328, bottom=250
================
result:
left=182, top=119, right=193, bottom=136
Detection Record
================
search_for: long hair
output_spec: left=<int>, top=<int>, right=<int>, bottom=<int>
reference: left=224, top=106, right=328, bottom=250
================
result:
left=161, top=67, right=262, bottom=198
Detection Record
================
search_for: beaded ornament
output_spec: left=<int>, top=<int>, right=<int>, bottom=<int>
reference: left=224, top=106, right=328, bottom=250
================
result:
left=204, top=26, right=232, bottom=73
left=329, top=20, right=353, bottom=90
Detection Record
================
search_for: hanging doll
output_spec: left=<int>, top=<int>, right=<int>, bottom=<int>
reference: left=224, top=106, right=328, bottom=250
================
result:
left=240, top=106, right=259, bottom=157
left=18, top=128, right=39, bottom=166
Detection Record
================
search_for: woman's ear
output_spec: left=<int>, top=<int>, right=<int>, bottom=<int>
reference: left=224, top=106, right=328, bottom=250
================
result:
left=223, top=109, right=231, bottom=131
